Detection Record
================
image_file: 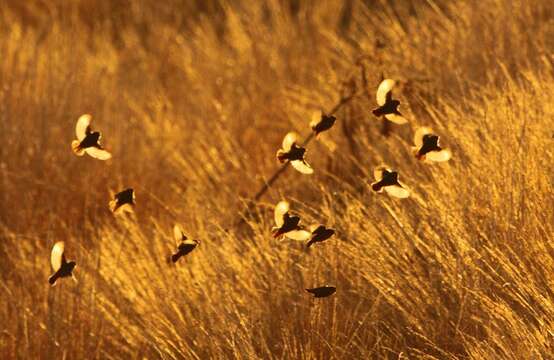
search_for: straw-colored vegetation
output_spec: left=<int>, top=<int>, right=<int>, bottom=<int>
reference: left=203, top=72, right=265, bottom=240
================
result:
left=1, top=0, right=553, bottom=358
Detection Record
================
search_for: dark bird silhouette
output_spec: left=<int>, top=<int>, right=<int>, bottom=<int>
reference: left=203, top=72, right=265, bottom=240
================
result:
left=170, top=224, right=199, bottom=263
left=412, top=127, right=452, bottom=162
left=310, top=113, right=336, bottom=136
left=276, top=132, right=314, bottom=174
left=109, top=188, right=135, bottom=214
left=272, top=200, right=311, bottom=240
left=71, top=114, right=112, bottom=160
left=306, top=286, right=336, bottom=298
left=371, top=79, right=408, bottom=125
left=48, top=242, right=76, bottom=286
left=371, top=166, right=410, bottom=198
left=306, top=225, right=335, bottom=248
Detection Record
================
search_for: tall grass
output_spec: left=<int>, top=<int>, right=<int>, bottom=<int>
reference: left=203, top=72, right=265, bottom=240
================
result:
left=1, top=0, right=553, bottom=358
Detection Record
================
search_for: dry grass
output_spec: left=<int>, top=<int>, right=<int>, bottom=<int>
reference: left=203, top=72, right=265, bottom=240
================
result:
left=1, top=0, right=553, bottom=358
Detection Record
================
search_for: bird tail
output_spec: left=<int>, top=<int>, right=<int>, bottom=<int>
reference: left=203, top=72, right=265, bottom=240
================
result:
left=71, top=140, right=85, bottom=156
left=271, top=226, right=283, bottom=238
left=170, top=253, right=181, bottom=263
left=412, top=147, right=424, bottom=160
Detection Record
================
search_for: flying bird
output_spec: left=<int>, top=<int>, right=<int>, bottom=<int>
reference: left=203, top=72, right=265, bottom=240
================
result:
left=310, top=112, right=336, bottom=136
left=48, top=242, right=76, bottom=286
left=306, top=286, right=336, bottom=298
left=371, top=166, right=410, bottom=198
left=170, top=224, right=199, bottom=263
left=109, top=188, right=135, bottom=214
left=71, top=114, right=112, bottom=160
left=272, top=200, right=311, bottom=240
left=306, top=225, right=335, bottom=248
left=412, top=127, right=452, bottom=162
left=371, top=79, right=408, bottom=124
left=276, top=132, right=314, bottom=174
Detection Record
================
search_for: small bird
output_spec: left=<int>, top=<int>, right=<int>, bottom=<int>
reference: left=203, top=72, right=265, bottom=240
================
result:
left=306, top=286, right=336, bottom=298
left=276, top=132, right=314, bottom=174
left=272, top=200, right=311, bottom=240
left=109, top=188, right=135, bottom=214
left=371, top=79, right=408, bottom=124
left=306, top=225, right=335, bottom=248
left=48, top=242, right=76, bottom=286
left=170, top=224, right=199, bottom=263
left=412, top=127, right=452, bottom=162
left=310, top=112, right=336, bottom=136
left=71, top=114, right=112, bottom=160
left=371, top=166, right=410, bottom=198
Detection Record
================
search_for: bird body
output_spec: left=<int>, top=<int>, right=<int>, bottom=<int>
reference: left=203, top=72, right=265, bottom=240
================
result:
left=272, top=201, right=311, bottom=240
left=371, top=166, right=410, bottom=198
left=48, top=242, right=76, bottom=286
left=71, top=114, right=112, bottom=160
left=306, top=225, right=335, bottom=247
left=276, top=132, right=313, bottom=174
left=109, top=188, right=135, bottom=214
left=170, top=224, right=199, bottom=263
left=310, top=113, right=336, bottom=136
left=413, top=127, right=452, bottom=162
left=306, top=286, right=336, bottom=298
left=372, top=79, right=408, bottom=124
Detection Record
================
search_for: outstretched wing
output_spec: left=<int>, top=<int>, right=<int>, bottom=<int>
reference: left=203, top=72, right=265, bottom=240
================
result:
left=376, top=79, right=395, bottom=106
left=285, top=230, right=311, bottom=241
left=426, top=149, right=452, bottom=162
left=282, top=132, right=299, bottom=152
left=384, top=113, right=408, bottom=124
left=414, top=127, right=433, bottom=148
left=75, top=114, right=92, bottom=141
left=274, top=201, right=290, bottom=227
left=85, top=147, right=112, bottom=160
left=291, top=160, right=314, bottom=174
left=385, top=184, right=411, bottom=199
left=173, top=224, right=187, bottom=242
left=50, top=241, right=65, bottom=271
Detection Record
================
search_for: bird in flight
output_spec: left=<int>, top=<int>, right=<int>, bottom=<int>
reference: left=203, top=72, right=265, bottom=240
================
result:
left=310, top=112, right=336, bottom=136
left=412, top=127, right=452, bottom=162
left=272, top=200, right=312, bottom=240
left=170, top=224, right=199, bottom=263
left=372, top=79, right=408, bottom=125
left=306, top=286, right=336, bottom=298
left=371, top=166, right=410, bottom=198
left=276, top=132, right=314, bottom=174
left=71, top=114, right=112, bottom=160
left=306, top=225, right=335, bottom=248
left=109, top=188, right=135, bottom=214
left=48, top=242, right=76, bottom=286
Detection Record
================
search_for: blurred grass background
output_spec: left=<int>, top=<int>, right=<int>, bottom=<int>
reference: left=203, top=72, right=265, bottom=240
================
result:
left=0, top=0, right=553, bottom=358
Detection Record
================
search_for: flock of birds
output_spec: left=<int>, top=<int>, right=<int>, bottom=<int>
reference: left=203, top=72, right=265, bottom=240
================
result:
left=48, top=79, right=451, bottom=299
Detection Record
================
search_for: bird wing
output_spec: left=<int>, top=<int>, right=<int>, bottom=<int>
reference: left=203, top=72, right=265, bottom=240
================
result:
left=173, top=224, right=187, bottom=242
left=385, top=184, right=411, bottom=199
left=75, top=114, right=92, bottom=141
left=426, top=149, right=452, bottom=162
left=282, top=132, right=299, bottom=152
left=373, top=166, right=388, bottom=181
left=274, top=201, right=290, bottom=227
left=384, top=113, right=408, bottom=124
left=85, top=147, right=112, bottom=160
left=414, top=127, right=433, bottom=148
left=376, top=79, right=395, bottom=106
left=50, top=241, right=65, bottom=271
left=291, top=160, right=314, bottom=174
left=285, top=230, right=311, bottom=241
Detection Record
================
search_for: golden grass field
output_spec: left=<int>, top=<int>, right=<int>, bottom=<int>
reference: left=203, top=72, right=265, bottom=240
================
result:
left=1, top=0, right=553, bottom=358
